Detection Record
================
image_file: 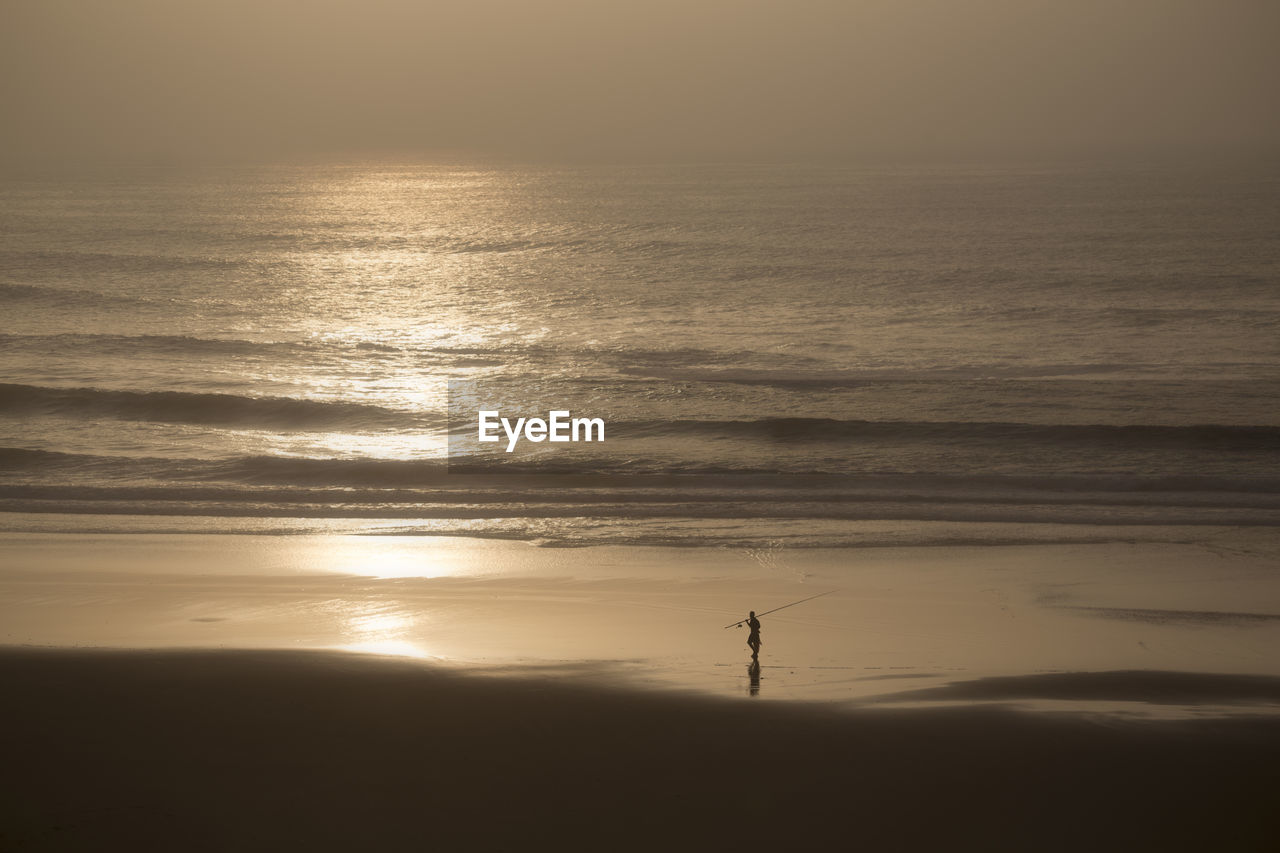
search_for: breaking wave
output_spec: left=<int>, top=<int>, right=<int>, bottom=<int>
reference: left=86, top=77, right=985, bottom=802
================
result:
left=0, top=383, right=427, bottom=430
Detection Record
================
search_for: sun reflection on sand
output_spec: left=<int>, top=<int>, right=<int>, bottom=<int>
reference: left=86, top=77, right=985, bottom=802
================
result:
left=312, top=538, right=468, bottom=579
left=337, top=607, right=435, bottom=660
left=342, top=638, right=435, bottom=659
left=345, top=547, right=460, bottom=579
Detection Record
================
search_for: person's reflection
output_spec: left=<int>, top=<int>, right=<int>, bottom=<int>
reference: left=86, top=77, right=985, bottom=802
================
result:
left=747, top=659, right=761, bottom=697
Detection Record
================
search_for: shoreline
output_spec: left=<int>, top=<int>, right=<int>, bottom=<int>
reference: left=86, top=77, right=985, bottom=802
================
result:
left=3, top=647, right=1278, bottom=851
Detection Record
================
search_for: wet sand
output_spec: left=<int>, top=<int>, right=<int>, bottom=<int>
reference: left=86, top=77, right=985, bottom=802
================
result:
left=2, top=647, right=1277, bottom=851
left=2, top=530, right=1279, bottom=707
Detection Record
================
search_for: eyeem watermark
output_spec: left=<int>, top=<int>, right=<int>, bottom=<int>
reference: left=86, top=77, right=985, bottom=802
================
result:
left=478, top=410, right=605, bottom=452
left=447, top=380, right=607, bottom=469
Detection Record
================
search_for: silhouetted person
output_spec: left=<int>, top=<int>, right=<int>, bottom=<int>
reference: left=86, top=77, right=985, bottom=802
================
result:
left=746, top=611, right=761, bottom=659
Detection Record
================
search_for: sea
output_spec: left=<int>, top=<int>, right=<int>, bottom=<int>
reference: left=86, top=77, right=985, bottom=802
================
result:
left=2, top=161, right=1278, bottom=548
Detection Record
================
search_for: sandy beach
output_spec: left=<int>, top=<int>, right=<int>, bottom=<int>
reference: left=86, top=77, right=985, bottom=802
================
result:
left=2, top=647, right=1277, bottom=852
left=2, top=529, right=1279, bottom=849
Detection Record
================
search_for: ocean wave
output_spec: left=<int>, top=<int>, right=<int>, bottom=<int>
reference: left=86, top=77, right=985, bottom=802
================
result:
left=607, top=418, right=1280, bottom=450
left=0, top=333, right=309, bottom=358
left=616, top=363, right=1265, bottom=386
left=3, top=478, right=1279, bottom=510
left=616, top=367, right=890, bottom=387
left=0, top=335, right=779, bottom=367
left=3, top=447, right=1279, bottom=499
left=0, top=248, right=241, bottom=273
left=433, top=342, right=746, bottom=365
left=0, top=383, right=427, bottom=429
left=0, top=282, right=143, bottom=309
left=2, top=488, right=1277, bottom=529
left=0, top=512, right=1217, bottom=549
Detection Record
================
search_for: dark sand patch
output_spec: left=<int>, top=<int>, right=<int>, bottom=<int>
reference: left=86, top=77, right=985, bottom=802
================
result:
left=1061, top=605, right=1280, bottom=626
left=866, top=670, right=1280, bottom=707
left=2, top=649, right=1277, bottom=851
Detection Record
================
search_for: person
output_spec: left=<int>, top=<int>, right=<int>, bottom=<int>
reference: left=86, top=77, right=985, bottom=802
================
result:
left=745, top=611, right=761, bottom=659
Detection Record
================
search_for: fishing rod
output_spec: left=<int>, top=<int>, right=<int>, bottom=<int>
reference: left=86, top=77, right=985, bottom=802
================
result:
left=722, top=589, right=838, bottom=629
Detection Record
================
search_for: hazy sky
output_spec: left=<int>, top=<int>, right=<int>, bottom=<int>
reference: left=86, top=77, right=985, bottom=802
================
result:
left=3, top=0, right=1278, bottom=166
